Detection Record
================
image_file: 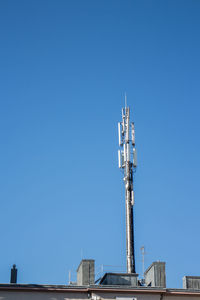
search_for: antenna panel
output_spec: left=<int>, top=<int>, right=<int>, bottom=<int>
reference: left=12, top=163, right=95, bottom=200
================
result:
left=122, top=118, right=125, bottom=134
left=133, top=148, right=137, bottom=167
left=125, top=109, right=130, bottom=143
left=131, top=123, right=135, bottom=146
left=118, top=150, right=122, bottom=168
left=125, top=129, right=129, bottom=143
left=131, top=190, right=135, bottom=206
left=124, top=144, right=127, bottom=162
left=121, top=151, right=124, bottom=167
left=127, top=143, right=130, bottom=162
left=118, top=122, right=122, bottom=146
left=127, top=107, right=130, bottom=117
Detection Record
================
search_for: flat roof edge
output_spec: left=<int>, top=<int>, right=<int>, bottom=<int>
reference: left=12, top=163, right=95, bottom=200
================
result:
left=0, top=284, right=200, bottom=295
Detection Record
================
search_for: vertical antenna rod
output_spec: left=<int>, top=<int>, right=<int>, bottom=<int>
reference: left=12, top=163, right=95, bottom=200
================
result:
left=118, top=99, right=137, bottom=273
left=140, top=246, right=146, bottom=279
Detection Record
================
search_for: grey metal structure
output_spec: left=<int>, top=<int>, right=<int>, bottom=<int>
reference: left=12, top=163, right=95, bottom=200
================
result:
left=118, top=101, right=137, bottom=274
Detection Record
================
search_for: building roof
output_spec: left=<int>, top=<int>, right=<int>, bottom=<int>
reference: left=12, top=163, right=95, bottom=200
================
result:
left=0, top=284, right=200, bottom=296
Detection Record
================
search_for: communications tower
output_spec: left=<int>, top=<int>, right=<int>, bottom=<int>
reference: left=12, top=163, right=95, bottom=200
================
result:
left=118, top=100, right=137, bottom=274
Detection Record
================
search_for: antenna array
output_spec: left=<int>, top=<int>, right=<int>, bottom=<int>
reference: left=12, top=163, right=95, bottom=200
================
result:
left=118, top=102, right=137, bottom=274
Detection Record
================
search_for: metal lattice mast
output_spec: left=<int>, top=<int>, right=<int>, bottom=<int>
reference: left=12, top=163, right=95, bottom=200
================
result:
left=118, top=99, right=137, bottom=274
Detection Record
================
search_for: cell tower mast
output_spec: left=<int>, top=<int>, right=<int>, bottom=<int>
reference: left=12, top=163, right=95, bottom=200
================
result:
left=118, top=99, right=137, bottom=274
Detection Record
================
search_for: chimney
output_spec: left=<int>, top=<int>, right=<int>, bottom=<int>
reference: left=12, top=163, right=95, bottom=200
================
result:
left=144, top=261, right=166, bottom=288
left=10, top=264, right=17, bottom=284
left=183, top=276, right=200, bottom=289
left=77, top=259, right=95, bottom=286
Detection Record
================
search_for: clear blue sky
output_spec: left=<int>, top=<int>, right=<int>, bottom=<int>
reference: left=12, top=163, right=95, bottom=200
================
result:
left=0, top=0, right=200, bottom=288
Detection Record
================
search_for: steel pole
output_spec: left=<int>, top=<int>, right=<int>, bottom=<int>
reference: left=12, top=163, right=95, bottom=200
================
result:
left=125, top=162, right=135, bottom=273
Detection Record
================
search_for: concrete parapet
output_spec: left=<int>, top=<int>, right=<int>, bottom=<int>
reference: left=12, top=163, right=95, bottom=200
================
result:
left=144, top=261, right=166, bottom=288
left=100, top=273, right=138, bottom=286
